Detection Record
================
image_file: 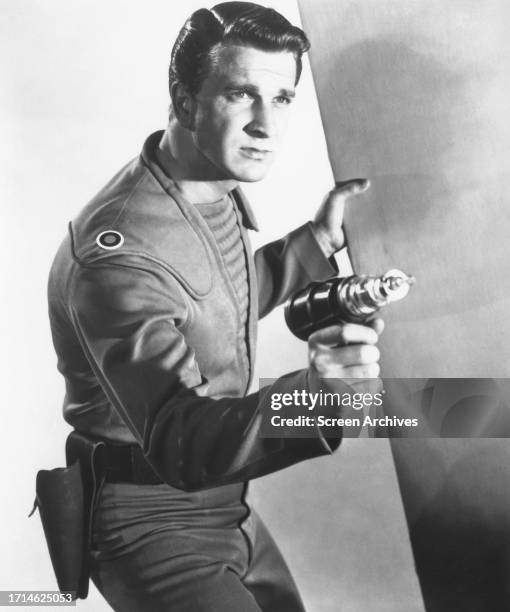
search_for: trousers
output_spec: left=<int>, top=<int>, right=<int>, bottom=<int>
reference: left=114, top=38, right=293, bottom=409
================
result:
left=90, top=480, right=306, bottom=611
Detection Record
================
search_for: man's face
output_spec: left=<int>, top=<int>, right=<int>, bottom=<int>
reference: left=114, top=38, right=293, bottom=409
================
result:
left=189, top=44, right=297, bottom=182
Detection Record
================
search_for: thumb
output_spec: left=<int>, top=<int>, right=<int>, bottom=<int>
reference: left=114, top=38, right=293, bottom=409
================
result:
left=333, top=178, right=370, bottom=197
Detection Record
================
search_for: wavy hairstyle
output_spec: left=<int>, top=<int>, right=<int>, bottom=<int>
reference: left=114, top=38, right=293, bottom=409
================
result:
left=169, top=2, right=310, bottom=95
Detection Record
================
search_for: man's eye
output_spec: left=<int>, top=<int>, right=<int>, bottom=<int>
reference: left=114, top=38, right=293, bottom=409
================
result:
left=275, top=96, right=292, bottom=105
left=228, top=91, right=250, bottom=100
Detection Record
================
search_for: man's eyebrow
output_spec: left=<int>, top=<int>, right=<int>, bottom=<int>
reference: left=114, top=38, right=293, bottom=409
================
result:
left=224, top=83, right=259, bottom=95
left=279, top=88, right=296, bottom=98
left=223, top=83, right=296, bottom=98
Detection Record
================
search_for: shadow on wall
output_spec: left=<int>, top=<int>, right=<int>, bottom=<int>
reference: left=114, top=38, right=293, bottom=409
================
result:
left=391, top=438, right=510, bottom=612
left=322, top=38, right=462, bottom=178
left=322, top=38, right=509, bottom=315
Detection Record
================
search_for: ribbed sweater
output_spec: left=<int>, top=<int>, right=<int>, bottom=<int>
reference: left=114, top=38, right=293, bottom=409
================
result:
left=195, top=194, right=250, bottom=375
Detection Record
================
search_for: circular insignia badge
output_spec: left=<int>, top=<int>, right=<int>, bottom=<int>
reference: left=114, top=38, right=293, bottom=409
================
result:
left=96, top=230, right=124, bottom=250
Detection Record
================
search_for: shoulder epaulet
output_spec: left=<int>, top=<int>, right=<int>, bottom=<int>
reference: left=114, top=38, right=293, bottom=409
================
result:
left=70, top=157, right=213, bottom=299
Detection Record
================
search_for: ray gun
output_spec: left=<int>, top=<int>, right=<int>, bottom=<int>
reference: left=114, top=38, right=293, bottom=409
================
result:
left=284, top=269, right=415, bottom=341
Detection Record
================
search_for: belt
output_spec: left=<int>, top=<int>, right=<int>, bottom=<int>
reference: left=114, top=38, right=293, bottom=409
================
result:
left=101, top=442, right=164, bottom=485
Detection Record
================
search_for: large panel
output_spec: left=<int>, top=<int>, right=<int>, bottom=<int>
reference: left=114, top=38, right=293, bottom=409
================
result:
left=298, top=1, right=510, bottom=609
left=298, top=0, right=510, bottom=378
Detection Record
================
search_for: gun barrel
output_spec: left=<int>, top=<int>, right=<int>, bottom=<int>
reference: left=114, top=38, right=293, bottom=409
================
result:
left=284, top=269, right=415, bottom=341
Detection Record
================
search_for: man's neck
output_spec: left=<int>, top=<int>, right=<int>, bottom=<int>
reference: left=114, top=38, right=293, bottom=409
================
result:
left=157, top=121, right=238, bottom=204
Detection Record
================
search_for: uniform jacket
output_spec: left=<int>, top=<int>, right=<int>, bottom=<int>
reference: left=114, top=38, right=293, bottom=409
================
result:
left=48, top=131, right=341, bottom=491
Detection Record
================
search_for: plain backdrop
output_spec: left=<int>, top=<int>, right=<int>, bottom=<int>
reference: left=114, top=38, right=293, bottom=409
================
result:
left=0, top=2, right=422, bottom=610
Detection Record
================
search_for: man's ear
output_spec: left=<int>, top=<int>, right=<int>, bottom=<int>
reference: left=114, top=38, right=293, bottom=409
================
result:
left=170, top=82, right=196, bottom=130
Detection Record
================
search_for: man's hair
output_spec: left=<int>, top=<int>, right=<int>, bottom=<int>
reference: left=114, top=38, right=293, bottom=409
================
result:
left=169, top=1, right=310, bottom=96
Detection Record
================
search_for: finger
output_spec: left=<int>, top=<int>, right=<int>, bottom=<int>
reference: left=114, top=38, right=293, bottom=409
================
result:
left=309, top=323, right=379, bottom=347
left=367, top=318, right=384, bottom=336
left=316, top=376, right=383, bottom=396
left=340, top=363, right=381, bottom=379
left=327, top=343, right=380, bottom=366
left=347, top=377, right=384, bottom=395
left=333, top=178, right=370, bottom=197
left=310, top=343, right=379, bottom=376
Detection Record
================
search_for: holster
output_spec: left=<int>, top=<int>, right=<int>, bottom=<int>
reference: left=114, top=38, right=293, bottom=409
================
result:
left=32, top=431, right=106, bottom=600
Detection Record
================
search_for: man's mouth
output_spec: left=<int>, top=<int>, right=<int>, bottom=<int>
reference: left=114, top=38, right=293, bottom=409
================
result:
left=240, top=147, right=271, bottom=161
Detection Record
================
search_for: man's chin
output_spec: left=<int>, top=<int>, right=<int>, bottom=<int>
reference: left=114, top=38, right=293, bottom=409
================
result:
left=232, top=162, right=272, bottom=183
left=237, top=174, right=266, bottom=183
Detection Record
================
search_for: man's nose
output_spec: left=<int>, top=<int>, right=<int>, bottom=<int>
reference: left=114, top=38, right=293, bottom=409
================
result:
left=244, top=101, right=276, bottom=139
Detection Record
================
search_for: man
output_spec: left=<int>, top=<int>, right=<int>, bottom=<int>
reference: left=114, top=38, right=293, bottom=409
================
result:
left=48, top=2, right=381, bottom=610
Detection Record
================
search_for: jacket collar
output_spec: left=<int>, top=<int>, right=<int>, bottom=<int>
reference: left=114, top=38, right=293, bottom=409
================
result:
left=141, top=131, right=259, bottom=232
left=231, top=187, right=259, bottom=232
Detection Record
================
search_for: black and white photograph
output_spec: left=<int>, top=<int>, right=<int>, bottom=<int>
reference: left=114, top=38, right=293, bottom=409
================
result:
left=2, top=1, right=510, bottom=610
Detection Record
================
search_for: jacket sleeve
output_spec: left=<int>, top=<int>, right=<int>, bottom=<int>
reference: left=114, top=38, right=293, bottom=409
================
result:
left=254, top=222, right=338, bottom=319
left=68, top=256, right=340, bottom=491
